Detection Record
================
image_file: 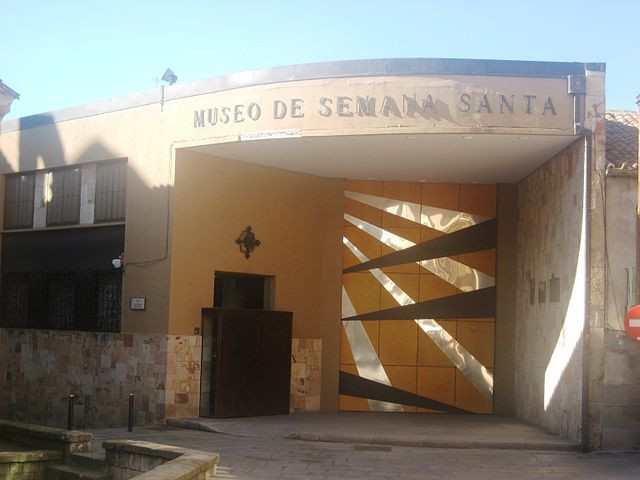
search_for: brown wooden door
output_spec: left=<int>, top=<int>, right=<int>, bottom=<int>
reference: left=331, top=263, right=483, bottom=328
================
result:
left=202, top=308, right=292, bottom=418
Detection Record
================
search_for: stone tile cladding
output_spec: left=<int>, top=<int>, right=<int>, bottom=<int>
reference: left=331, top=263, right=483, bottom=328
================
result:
left=602, top=329, right=640, bottom=449
left=0, top=329, right=201, bottom=428
left=0, top=329, right=324, bottom=427
left=165, top=335, right=201, bottom=419
left=515, top=140, right=585, bottom=442
left=290, top=338, right=322, bottom=412
left=104, top=440, right=219, bottom=480
left=602, top=167, right=640, bottom=450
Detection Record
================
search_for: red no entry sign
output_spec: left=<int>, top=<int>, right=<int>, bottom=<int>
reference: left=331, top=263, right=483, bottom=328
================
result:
left=624, top=305, right=640, bottom=341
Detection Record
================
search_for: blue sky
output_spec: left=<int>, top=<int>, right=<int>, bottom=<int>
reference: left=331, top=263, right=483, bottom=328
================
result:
left=2, top=0, right=638, bottom=120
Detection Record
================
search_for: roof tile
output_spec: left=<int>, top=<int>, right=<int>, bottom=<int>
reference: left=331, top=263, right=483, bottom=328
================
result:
left=605, top=110, right=639, bottom=170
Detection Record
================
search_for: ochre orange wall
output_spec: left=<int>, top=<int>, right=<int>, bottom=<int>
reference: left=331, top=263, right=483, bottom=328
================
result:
left=340, top=180, right=497, bottom=413
left=169, top=150, right=344, bottom=410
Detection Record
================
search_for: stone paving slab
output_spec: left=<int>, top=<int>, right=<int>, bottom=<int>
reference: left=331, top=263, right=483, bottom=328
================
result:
left=88, top=425, right=640, bottom=480
left=166, top=412, right=579, bottom=451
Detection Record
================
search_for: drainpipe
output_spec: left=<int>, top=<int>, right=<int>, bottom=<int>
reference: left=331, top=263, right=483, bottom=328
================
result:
left=580, top=128, right=592, bottom=452
left=636, top=94, right=640, bottom=315
left=570, top=73, right=592, bottom=452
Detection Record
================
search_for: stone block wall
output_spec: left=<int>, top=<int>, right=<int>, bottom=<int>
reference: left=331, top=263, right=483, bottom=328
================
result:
left=165, top=335, right=201, bottom=419
left=602, top=172, right=640, bottom=449
left=104, top=440, right=218, bottom=480
left=290, top=338, right=322, bottom=412
left=0, top=329, right=201, bottom=428
left=602, top=330, right=640, bottom=448
left=514, top=140, right=587, bottom=442
left=0, top=450, right=63, bottom=480
left=0, top=420, right=91, bottom=456
left=106, top=445, right=165, bottom=480
left=0, top=328, right=326, bottom=426
left=0, top=420, right=85, bottom=480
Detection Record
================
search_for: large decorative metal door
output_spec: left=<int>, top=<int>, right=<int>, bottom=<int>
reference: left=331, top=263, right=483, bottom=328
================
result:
left=339, top=181, right=496, bottom=413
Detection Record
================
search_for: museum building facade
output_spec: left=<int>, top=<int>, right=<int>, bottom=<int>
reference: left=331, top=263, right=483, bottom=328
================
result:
left=0, top=58, right=637, bottom=450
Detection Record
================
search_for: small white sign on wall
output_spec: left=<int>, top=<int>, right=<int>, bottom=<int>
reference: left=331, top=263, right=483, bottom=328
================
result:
left=130, top=297, right=146, bottom=310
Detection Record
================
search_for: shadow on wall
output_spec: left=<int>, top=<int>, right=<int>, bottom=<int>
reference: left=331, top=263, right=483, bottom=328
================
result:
left=18, top=115, right=65, bottom=171
left=515, top=142, right=587, bottom=443
left=0, top=121, right=12, bottom=174
left=0, top=114, right=126, bottom=172
left=0, top=115, right=65, bottom=175
left=0, top=175, right=174, bottom=428
left=0, top=150, right=8, bottom=174
left=0, top=117, right=175, bottom=428
left=0, top=114, right=105, bottom=174
left=543, top=149, right=587, bottom=439
left=542, top=213, right=586, bottom=439
left=4, top=113, right=172, bottom=313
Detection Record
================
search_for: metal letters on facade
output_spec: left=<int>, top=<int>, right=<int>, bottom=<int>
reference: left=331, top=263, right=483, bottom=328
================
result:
left=194, top=92, right=559, bottom=128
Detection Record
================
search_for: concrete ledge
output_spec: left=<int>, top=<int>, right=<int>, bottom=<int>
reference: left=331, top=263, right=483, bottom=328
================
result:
left=104, top=440, right=184, bottom=461
left=0, top=449, right=63, bottom=480
left=0, top=450, right=63, bottom=463
left=0, top=420, right=91, bottom=456
left=103, top=440, right=218, bottom=480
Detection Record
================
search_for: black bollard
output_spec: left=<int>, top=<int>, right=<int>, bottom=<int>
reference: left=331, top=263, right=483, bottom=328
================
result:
left=67, top=394, right=75, bottom=430
left=128, top=394, right=134, bottom=432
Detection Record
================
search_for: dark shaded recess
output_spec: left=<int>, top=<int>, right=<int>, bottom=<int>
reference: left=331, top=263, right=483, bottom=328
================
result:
left=342, top=286, right=495, bottom=321
left=0, top=226, right=125, bottom=331
left=339, top=371, right=471, bottom=414
left=344, top=219, right=497, bottom=274
left=1, top=225, right=124, bottom=272
left=213, top=271, right=268, bottom=310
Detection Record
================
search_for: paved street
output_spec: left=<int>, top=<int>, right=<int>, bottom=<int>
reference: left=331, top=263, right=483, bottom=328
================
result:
left=90, top=425, right=640, bottom=479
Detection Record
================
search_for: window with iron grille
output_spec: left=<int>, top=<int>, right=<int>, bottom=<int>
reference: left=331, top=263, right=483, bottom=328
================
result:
left=0, top=273, right=31, bottom=327
left=95, top=161, right=126, bottom=222
left=46, top=167, right=81, bottom=226
left=4, top=173, right=35, bottom=229
left=0, top=270, right=122, bottom=332
left=93, top=272, right=122, bottom=332
left=46, top=272, right=77, bottom=329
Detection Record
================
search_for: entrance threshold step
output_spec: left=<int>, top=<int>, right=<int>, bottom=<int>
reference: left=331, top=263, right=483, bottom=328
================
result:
left=166, top=413, right=580, bottom=452
left=296, top=432, right=579, bottom=451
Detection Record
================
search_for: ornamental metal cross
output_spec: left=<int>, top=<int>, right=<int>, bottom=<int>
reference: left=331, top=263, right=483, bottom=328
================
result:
left=235, top=226, right=261, bottom=259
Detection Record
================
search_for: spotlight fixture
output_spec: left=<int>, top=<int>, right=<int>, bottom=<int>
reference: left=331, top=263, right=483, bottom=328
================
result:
left=161, top=68, right=177, bottom=85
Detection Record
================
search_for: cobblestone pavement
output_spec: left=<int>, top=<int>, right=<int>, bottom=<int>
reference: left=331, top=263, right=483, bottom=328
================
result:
left=90, top=426, right=640, bottom=479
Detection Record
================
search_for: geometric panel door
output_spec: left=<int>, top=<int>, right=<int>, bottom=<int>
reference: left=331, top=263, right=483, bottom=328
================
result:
left=339, top=180, right=496, bottom=413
